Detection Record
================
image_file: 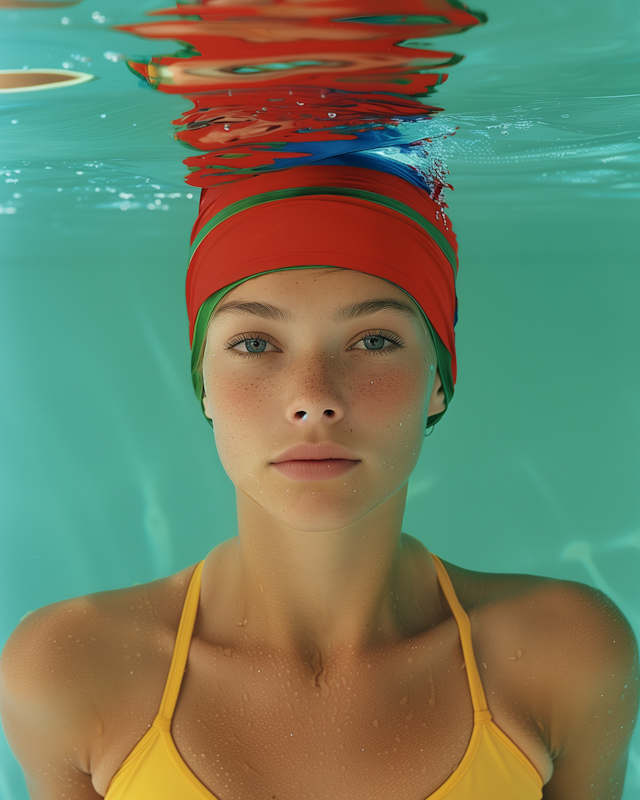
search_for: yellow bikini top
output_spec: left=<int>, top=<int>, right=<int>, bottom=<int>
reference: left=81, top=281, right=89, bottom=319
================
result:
left=104, top=555, right=543, bottom=799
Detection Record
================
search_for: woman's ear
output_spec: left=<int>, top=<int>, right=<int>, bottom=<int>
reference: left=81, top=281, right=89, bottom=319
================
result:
left=427, top=369, right=446, bottom=417
left=202, top=390, right=213, bottom=420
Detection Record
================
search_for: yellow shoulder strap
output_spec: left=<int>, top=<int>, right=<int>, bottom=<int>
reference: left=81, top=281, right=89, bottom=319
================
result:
left=157, top=560, right=205, bottom=722
left=431, top=554, right=490, bottom=718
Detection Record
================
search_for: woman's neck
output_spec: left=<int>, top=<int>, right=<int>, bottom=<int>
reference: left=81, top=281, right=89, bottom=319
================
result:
left=198, top=488, right=443, bottom=669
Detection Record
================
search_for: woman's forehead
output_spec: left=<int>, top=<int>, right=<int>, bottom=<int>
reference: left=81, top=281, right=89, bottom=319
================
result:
left=219, top=268, right=415, bottom=306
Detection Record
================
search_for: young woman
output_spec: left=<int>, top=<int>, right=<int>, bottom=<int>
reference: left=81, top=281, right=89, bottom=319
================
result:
left=1, top=159, right=638, bottom=800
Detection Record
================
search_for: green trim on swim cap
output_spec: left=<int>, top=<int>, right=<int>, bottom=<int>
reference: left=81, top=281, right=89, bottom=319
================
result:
left=191, top=267, right=453, bottom=430
left=189, top=187, right=458, bottom=279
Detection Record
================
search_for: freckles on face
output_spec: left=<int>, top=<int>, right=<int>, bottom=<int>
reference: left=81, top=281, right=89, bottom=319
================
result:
left=204, top=340, right=430, bottom=492
left=357, top=361, right=428, bottom=436
left=205, top=367, right=274, bottom=479
left=199, top=270, right=437, bottom=523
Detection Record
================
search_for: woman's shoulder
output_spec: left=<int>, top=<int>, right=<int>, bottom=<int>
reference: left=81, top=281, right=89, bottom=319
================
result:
left=442, top=558, right=639, bottom=741
left=1, top=562, right=197, bottom=661
left=0, top=564, right=200, bottom=789
left=443, top=557, right=637, bottom=663
left=0, top=564, right=199, bottom=757
left=443, top=557, right=635, bottom=640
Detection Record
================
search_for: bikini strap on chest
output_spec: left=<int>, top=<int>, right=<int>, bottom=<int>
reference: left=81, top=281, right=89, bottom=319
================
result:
left=157, top=560, right=205, bottom=723
left=431, top=554, right=491, bottom=720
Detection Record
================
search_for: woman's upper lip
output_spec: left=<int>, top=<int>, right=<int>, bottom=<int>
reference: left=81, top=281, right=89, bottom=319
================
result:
left=271, top=442, right=360, bottom=463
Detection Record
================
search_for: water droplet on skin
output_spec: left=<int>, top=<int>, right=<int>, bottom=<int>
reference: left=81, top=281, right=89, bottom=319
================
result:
left=224, top=124, right=230, bottom=131
left=509, top=649, right=523, bottom=661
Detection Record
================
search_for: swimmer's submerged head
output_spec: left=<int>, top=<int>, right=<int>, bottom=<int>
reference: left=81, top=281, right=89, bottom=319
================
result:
left=187, top=163, right=459, bottom=432
left=198, top=267, right=446, bottom=529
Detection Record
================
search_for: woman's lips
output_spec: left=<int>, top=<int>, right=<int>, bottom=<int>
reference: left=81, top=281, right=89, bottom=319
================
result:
left=270, top=459, right=359, bottom=481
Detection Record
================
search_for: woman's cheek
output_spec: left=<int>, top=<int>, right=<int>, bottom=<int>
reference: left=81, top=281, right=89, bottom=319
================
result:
left=208, top=370, right=274, bottom=452
left=359, top=366, right=427, bottom=425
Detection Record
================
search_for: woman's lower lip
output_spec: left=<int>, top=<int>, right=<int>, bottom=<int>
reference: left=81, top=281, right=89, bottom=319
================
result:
left=271, top=459, right=359, bottom=481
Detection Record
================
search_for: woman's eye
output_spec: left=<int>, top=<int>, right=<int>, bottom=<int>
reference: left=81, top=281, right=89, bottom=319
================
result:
left=352, top=332, right=403, bottom=354
left=226, top=335, right=276, bottom=357
left=225, top=330, right=403, bottom=359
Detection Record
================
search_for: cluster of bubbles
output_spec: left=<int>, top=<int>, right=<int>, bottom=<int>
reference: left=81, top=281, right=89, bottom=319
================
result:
left=0, top=162, right=197, bottom=215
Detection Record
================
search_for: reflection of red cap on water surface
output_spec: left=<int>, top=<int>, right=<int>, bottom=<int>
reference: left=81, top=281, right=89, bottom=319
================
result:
left=119, top=1, right=485, bottom=183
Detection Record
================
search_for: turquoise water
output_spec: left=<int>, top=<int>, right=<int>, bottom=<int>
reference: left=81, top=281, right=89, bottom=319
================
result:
left=1, top=0, right=639, bottom=797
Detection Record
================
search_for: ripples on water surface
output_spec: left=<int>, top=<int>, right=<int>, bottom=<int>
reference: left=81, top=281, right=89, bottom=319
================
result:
left=1, top=0, right=639, bottom=797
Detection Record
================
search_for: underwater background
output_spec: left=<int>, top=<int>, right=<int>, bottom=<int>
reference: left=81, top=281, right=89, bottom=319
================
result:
left=1, top=0, right=639, bottom=796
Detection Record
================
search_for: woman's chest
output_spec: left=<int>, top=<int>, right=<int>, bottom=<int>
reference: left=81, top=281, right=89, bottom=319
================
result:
left=92, top=601, right=551, bottom=798
left=94, top=631, right=481, bottom=799
left=113, top=636, right=485, bottom=800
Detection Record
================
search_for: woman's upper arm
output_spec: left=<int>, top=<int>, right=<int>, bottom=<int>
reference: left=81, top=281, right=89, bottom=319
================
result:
left=539, top=583, right=639, bottom=800
left=0, top=601, right=104, bottom=799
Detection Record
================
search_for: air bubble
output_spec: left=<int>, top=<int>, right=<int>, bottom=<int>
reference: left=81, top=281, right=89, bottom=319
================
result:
left=328, top=112, right=337, bottom=118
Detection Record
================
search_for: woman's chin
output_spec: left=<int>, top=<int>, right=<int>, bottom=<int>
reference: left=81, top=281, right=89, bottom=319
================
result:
left=235, top=472, right=408, bottom=535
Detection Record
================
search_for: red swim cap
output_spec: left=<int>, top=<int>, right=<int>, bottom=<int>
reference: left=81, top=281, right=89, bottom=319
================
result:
left=187, top=164, right=459, bottom=426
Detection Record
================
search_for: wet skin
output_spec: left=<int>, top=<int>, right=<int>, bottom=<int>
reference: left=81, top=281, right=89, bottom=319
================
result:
left=0, top=270, right=637, bottom=800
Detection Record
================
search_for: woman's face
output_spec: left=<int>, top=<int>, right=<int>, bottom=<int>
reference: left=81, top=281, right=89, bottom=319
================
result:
left=201, top=268, right=445, bottom=532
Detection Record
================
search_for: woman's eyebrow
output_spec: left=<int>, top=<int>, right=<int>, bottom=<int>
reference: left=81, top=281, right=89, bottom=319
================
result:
left=212, top=298, right=419, bottom=324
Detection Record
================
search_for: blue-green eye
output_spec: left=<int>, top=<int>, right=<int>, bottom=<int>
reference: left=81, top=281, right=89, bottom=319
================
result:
left=225, top=330, right=404, bottom=359
left=352, top=331, right=404, bottom=354
left=244, top=339, right=269, bottom=354
left=225, top=334, right=272, bottom=357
